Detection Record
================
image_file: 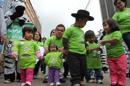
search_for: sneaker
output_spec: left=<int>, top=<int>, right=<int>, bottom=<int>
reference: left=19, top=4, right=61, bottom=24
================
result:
left=50, top=83, right=54, bottom=86
left=4, top=80, right=11, bottom=84
left=73, top=84, right=80, bottom=86
left=56, top=82, right=61, bottom=86
left=97, top=80, right=103, bottom=84
left=88, top=79, right=95, bottom=83
left=24, top=84, right=31, bottom=86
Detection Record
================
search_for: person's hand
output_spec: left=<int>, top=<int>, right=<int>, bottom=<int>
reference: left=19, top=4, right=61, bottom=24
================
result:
left=11, top=52, right=17, bottom=60
left=99, top=40, right=106, bottom=46
left=63, top=49, right=68, bottom=56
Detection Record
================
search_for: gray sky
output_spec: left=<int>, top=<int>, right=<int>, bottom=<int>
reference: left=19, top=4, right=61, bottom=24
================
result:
left=31, top=0, right=102, bottom=38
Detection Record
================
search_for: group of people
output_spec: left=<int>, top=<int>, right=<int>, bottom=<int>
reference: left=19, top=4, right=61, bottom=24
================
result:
left=0, top=0, right=130, bottom=86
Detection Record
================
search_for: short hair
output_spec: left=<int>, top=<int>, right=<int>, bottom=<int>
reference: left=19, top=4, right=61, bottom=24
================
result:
left=55, top=24, right=65, bottom=31
left=114, top=0, right=127, bottom=6
left=103, top=19, right=119, bottom=32
left=22, top=27, right=33, bottom=37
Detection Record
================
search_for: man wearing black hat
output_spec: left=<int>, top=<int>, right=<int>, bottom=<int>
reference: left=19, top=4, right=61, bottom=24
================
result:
left=63, top=9, right=94, bottom=86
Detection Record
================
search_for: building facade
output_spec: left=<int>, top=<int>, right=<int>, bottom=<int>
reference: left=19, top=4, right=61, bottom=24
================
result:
left=24, top=0, right=41, bottom=32
left=99, top=0, right=130, bottom=20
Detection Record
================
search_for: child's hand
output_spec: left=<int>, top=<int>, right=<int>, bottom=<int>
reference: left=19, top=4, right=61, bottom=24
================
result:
left=11, top=52, right=17, bottom=60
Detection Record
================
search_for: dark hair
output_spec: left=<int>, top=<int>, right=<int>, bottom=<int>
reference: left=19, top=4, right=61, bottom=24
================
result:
left=84, top=30, right=97, bottom=42
left=50, top=29, right=55, bottom=36
left=103, top=19, right=119, bottom=33
left=48, top=43, right=58, bottom=52
left=22, top=27, right=33, bottom=37
left=55, top=24, right=65, bottom=31
left=33, top=31, right=42, bottom=42
left=114, top=0, right=127, bottom=6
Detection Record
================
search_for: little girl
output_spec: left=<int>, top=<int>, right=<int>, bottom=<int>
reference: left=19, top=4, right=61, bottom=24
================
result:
left=44, top=43, right=63, bottom=86
left=84, top=30, right=103, bottom=84
left=100, top=19, right=127, bottom=86
left=12, top=27, right=42, bottom=86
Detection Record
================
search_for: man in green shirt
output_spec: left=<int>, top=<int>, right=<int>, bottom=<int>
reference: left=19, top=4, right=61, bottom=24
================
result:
left=63, top=9, right=94, bottom=86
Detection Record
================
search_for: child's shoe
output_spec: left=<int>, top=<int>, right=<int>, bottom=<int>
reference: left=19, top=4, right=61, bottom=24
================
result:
left=56, top=82, right=61, bottom=86
left=97, top=80, right=103, bottom=84
left=4, top=80, right=11, bottom=84
left=50, top=83, right=54, bottom=86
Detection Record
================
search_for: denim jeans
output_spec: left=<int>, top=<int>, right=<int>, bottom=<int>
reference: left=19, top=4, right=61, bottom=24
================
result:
left=123, top=32, right=130, bottom=51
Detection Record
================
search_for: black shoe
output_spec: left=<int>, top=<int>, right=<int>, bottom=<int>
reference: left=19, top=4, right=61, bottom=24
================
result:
left=60, top=78, right=66, bottom=83
left=43, top=79, right=48, bottom=83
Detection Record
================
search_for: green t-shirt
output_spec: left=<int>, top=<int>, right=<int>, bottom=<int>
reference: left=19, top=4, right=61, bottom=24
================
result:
left=13, top=40, right=39, bottom=69
left=112, top=8, right=130, bottom=34
left=63, top=25, right=86, bottom=54
left=44, top=52, right=63, bottom=69
left=103, top=31, right=125, bottom=58
left=86, top=42, right=102, bottom=69
left=44, top=36, right=63, bottom=48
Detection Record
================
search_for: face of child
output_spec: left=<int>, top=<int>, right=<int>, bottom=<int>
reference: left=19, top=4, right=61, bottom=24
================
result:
left=24, top=31, right=33, bottom=40
left=87, top=36, right=95, bottom=43
left=34, top=32, right=40, bottom=41
left=50, top=44, right=57, bottom=51
left=103, top=22, right=111, bottom=34
left=115, top=0, right=126, bottom=11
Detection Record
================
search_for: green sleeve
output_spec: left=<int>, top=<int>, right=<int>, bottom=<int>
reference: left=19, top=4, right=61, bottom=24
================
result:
left=63, top=28, right=72, bottom=39
left=112, top=12, right=118, bottom=21
left=112, top=31, right=122, bottom=41
left=34, top=42, right=40, bottom=52
left=12, top=40, right=19, bottom=55
left=44, top=38, right=52, bottom=47
left=44, top=54, right=50, bottom=63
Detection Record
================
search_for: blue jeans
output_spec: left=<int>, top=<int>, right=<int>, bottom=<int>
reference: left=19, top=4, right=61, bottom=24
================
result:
left=85, top=69, right=103, bottom=81
left=123, top=32, right=130, bottom=51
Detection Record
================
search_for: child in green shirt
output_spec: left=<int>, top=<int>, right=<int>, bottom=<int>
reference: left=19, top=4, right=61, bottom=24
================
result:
left=44, top=43, right=63, bottom=86
left=12, top=27, right=42, bottom=86
left=85, top=30, right=103, bottom=84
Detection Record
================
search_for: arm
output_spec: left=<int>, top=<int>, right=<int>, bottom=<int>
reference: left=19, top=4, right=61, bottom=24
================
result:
left=100, top=39, right=119, bottom=46
left=63, top=38, right=69, bottom=55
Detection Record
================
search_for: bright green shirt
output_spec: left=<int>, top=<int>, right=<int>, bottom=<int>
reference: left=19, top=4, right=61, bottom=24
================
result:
left=44, top=52, right=63, bottom=69
left=103, top=31, right=125, bottom=58
left=13, top=40, right=39, bottom=69
left=86, top=42, right=102, bottom=69
left=44, top=36, right=63, bottom=48
left=63, top=25, right=86, bottom=54
left=112, top=8, right=130, bottom=34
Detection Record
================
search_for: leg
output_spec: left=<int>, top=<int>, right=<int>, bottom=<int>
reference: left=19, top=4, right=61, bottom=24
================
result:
left=48, top=68, right=54, bottom=83
left=107, top=59, right=118, bottom=85
left=21, top=69, right=26, bottom=84
left=54, top=69, right=60, bottom=83
left=67, top=54, right=81, bottom=85
left=10, top=72, right=15, bottom=82
left=117, top=54, right=127, bottom=86
left=123, top=33, right=130, bottom=51
left=95, top=69, right=103, bottom=84
left=85, top=69, right=92, bottom=82
left=63, top=61, right=69, bottom=78
left=26, top=68, right=34, bottom=85
left=34, top=60, right=41, bottom=77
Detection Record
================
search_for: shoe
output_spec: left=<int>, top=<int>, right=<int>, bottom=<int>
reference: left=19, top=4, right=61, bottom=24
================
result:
left=24, top=83, right=31, bottom=86
left=4, top=80, right=11, bottom=84
left=56, top=82, right=61, bottom=86
left=97, top=80, right=103, bottom=84
left=88, top=79, right=95, bottom=83
left=60, top=78, right=66, bottom=83
left=73, top=84, right=80, bottom=86
left=33, top=75, right=38, bottom=79
left=43, top=78, right=48, bottom=83
left=50, top=83, right=54, bottom=86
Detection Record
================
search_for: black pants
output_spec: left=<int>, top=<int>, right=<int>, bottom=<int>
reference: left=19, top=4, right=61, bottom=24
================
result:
left=63, top=60, right=69, bottom=78
left=34, top=60, right=41, bottom=76
left=123, top=32, right=130, bottom=51
left=4, top=72, right=15, bottom=82
left=67, top=52, right=86, bottom=85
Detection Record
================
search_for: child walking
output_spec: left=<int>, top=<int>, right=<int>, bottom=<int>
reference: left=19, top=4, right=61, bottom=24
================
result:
left=84, top=30, right=103, bottom=84
left=12, top=27, right=42, bottom=86
left=100, top=19, right=128, bottom=86
left=44, top=43, right=63, bottom=86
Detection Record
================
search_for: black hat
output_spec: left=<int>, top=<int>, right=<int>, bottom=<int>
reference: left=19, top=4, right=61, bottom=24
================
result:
left=71, top=9, right=94, bottom=21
